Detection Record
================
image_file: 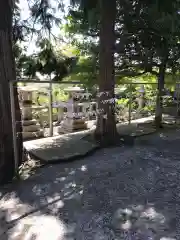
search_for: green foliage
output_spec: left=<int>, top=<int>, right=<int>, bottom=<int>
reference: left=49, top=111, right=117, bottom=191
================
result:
left=70, top=0, right=99, bottom=25
left=16, top=38, right=78, bottom=80
left=67, top=0, right=180, bottom=80
left=116, top=98, right=129, bottom=107
left=15, top=0, right=180, bottom=88
left=34, top=39, right=77, bottom=80
left=13, top=0, right=30, bottom=43
left=64, top=55, right=97, bottom=86
left=53, top=87, right=69, bottom=101
left=14, top=0, right=180, bottom=82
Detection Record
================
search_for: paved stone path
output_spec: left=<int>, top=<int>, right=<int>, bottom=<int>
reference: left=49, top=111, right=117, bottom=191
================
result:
left=23, top=116, right=158, bottom=163
left=0, top=129, right=179, bottom=239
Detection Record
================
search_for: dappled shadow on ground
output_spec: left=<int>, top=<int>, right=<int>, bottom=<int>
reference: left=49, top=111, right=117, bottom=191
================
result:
left=0, top=129, right=179, bottom=239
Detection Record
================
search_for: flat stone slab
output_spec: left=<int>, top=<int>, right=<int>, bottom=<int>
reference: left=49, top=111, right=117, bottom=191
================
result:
left=24, top=136, right=98, bottom=162
left=23, top=115, right=176, bottom=163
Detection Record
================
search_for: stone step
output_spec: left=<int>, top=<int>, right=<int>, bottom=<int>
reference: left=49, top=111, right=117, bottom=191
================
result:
left=23, top=124, right=41, bottom=132
left=22, top=119, right=38, bottom=126
left=61, top=119, right=86, bottom=125
left=61, top=122, right=87, bottom=128
left=62, top=122, right=86, bottom=127
left=58, top=128, right=83, bottom=134
left=58, top=124, right=87, bottom=134
left=22, top=130, right=44, bottom=140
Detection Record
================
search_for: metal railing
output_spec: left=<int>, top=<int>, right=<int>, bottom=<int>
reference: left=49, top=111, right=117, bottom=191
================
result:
left=9, top=79, right=84, bottom=174
left=9, top=79, right=180, bottom=173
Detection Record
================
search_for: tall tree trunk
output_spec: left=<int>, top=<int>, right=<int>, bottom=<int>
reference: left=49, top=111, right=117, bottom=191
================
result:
left=94, top=0, right=118, bottom=145
left=154, top=61, right=166, bottom=128
left=0, top=0, right=22, bottom=184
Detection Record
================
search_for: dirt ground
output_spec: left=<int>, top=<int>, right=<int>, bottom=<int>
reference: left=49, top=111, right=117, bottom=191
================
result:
left=0, top=129, right=179, bottom=239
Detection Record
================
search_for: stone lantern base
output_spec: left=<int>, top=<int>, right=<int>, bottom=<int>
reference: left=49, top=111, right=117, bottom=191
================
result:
left=58, top=118, right=87, bottom=134
left=22, top=119, right=44, bottom=140
left=57, top=87, right=89, bottom=134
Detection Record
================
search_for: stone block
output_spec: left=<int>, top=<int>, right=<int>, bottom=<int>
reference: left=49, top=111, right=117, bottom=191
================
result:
left=23, top=124, right=40, bottom=133
left=22, top=130, right=44, bottom=140
left=21, top=107, right=33, bottom=120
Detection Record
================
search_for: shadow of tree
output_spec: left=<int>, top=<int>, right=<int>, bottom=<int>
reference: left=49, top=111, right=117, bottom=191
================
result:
left=0, top=130, right=179, bottom=239
left=0, top=209, right=9, bottom=240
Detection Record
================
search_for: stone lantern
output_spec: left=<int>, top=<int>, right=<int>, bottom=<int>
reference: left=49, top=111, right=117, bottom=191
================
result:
left=19, top=87, right=35, bottom=120
left=137, top=85, right=145, bottom=109
left=57, top=86, right=88, bottom=133
left=18, top=86, right=43, bottom=140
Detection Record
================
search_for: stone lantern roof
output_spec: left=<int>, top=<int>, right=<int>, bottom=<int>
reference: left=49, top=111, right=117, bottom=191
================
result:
left=64, top=86, right=84, bottom=93
left=18, top=86, right=38, bottom=92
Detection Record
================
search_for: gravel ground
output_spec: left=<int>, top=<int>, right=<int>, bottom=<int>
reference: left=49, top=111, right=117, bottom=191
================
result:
left=0, top=129, right=179, bottom=239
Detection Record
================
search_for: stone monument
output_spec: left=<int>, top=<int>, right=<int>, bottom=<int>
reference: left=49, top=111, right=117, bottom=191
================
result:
left=57, top=87, right=88, bottom=133
left=136, top=84, right=145, bottom=118
left=18, top=86, right=43, bottom=140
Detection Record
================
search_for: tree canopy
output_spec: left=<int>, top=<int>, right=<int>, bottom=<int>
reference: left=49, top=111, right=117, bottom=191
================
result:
left=16, top=38, right=78, bottom=80
left=64, top=0, right=180, bottom=78
left=14, top=0, right=180, bottom=83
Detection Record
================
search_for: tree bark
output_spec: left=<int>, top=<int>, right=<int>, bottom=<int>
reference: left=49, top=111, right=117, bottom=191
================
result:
left=154, top=61, right=166, bottom=128
left=0, top=0, right=22, bottom=184
left=94, top=0, right=118, bottom=145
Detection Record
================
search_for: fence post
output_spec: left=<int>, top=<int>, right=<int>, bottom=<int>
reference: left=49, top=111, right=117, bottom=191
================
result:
left=128, top=83, right=132, bottom=124
left=9, top=81, right=19, bottom=174
left=49, top=81, right=53, bottom=137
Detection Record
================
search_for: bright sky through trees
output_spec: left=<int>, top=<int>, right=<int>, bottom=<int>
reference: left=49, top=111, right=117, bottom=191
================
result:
left=18, top=0, right=70, bottom=54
